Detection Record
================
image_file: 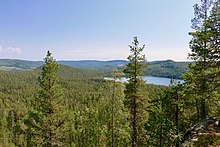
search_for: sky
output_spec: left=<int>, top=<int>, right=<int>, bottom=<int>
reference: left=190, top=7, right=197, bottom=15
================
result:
left=0, top=0, right=200, bottom=61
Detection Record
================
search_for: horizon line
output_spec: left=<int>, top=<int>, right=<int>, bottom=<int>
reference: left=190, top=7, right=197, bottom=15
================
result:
left=0, top=58, right=192, bottom=62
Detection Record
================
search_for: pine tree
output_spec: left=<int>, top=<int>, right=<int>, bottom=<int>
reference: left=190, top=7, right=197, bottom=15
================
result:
left=124, top=37, right=148, bottom=146
left=204, top=0, right=220, bottom=78
left=203, top=0, right=220, bottom=116
left=25, top=51, right=67, bottom=146
left=184, top=0, right=214, bottom=120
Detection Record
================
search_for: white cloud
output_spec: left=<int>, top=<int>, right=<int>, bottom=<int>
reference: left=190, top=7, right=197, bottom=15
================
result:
left=0, top=40, right=22, bottom=54
left=0, top=46, right=22, bottom=54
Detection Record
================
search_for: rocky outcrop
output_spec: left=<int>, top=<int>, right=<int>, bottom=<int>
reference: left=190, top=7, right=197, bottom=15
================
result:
left=182, top=116, right=220, bottom=146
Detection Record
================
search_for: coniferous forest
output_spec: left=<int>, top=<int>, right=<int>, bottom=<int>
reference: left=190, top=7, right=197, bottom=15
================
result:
left=0, top=0, right=220, bottom=146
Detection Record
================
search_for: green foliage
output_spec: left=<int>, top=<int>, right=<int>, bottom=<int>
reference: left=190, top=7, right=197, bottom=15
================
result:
left=0, top=54, right=172, bottom=146
left=0, top=2, right=219, bottom=145
left=26, top=51, right=68, bottom=146
left=146, top=60, right=189, bottom=79
left=184, top=0, right=220, bottom=120
left=0, top=59, right=189, bottom=79
left=193, top=134, right=220, bottom=146
left=146, top=83, right=186, bottom=146
left=124, top=37, right=148, bottom=146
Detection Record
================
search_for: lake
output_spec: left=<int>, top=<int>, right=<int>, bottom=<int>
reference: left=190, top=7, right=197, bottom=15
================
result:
left=120, top=76, right=184, bottom=86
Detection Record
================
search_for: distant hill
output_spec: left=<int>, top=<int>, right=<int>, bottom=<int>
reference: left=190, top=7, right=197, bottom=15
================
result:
left=0, top=59, right=190, bottom=79
left=146, top=60, right=189, bottom=79
left=0, top=59, right=43, bottom=71
left=58, top=60, right=128, bottom=69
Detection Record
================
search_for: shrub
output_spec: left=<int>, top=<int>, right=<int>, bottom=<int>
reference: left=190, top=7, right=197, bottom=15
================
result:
left=193, top=134, right=220, bottom=146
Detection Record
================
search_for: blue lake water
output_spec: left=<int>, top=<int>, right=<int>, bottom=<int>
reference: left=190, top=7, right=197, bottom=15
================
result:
left=121, top=76, right=183, bottom=86
left=142, top=76, right=183, bottom=86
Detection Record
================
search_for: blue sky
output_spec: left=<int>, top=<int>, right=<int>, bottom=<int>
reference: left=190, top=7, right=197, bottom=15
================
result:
left=0, top=0, right=199, bottom=61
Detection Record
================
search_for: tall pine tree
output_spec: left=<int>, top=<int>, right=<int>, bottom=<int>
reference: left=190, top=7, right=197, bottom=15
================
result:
left=184, top=0, right=214, bottom=120
left=124, top=37, right=148, bottom=146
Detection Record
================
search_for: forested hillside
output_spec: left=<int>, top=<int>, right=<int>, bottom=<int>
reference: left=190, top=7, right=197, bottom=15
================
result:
left=0, top=54, right=166, bottom=146
left=0, top=59, right=43, bottom=71
left=146, top=60, right=189, bottom=79
left=0, top=59, right=189, bottom=79
left=0, top=0, right=219, bottom=146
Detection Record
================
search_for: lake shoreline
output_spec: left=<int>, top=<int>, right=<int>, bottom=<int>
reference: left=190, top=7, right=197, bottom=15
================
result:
left=104, top=76, right=184, bottom=86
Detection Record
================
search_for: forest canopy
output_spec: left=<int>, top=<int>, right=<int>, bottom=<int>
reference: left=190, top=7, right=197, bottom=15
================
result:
left=0, top=0, right=219, bottom=146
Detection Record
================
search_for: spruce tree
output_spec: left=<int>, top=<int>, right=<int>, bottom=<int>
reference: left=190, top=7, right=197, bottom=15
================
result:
left=124, top=37, right=148, bottom=146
